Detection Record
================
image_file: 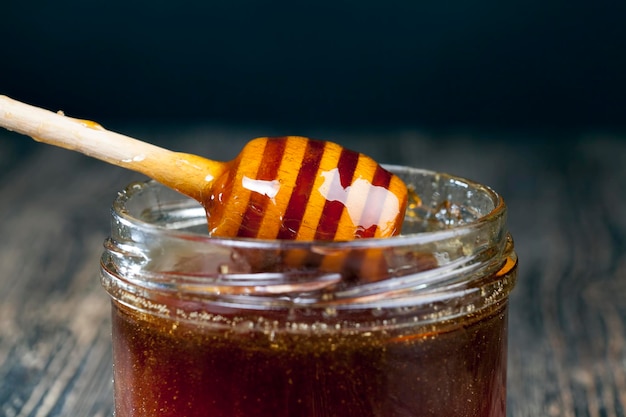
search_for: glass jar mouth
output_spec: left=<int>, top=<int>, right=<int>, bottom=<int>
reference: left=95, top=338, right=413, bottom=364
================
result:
left=110, top=165, right=506, bottom=251
left=102, top=165, right=514, bottom=315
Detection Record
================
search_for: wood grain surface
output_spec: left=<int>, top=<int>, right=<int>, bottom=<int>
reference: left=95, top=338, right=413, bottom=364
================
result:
left=1, top=127, right=624, bottom=417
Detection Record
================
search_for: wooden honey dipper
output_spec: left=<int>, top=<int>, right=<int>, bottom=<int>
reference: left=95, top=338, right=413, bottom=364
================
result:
left=0, top=95, right=408, bottom=241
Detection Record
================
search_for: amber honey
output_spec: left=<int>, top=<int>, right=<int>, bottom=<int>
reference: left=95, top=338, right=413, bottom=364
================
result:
left=110, top=293, right=511, bottom=417
left=202, top=136, right=408, bottom=241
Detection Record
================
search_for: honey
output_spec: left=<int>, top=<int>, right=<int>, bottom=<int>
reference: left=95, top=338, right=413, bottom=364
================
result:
left=203, top=136, right=407, bottom=240
left=110, top=288, right=512, bottom=417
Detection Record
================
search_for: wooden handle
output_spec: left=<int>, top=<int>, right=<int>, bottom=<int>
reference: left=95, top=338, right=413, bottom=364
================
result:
left=0, top=95, right=225, bottom=201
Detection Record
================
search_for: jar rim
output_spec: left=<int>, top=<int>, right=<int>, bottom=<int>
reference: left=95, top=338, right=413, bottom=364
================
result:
left=102, top=165, right=515, bottom=316
left=111, top=165, right=506, bottom=250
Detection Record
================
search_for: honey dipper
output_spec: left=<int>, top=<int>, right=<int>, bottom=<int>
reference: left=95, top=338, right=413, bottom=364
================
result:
left=0, top=95, right=407, bottom=240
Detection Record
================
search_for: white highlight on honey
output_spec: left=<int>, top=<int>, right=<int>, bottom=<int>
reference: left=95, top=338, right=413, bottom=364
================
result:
left=317, top=168, right=400, bottom=234
left=242, top=176, right=281, bottom=202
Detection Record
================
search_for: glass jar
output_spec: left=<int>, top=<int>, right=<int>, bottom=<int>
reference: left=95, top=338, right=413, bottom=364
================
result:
left=100, top=166, right=517, bottom=417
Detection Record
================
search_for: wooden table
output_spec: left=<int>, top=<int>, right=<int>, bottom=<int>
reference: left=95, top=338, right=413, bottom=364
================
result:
left=1, top=126, right=625, bottom=417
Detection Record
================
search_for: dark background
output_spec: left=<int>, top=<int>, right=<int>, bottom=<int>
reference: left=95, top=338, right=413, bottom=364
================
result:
left=2, top=0, right=625, bottom=134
